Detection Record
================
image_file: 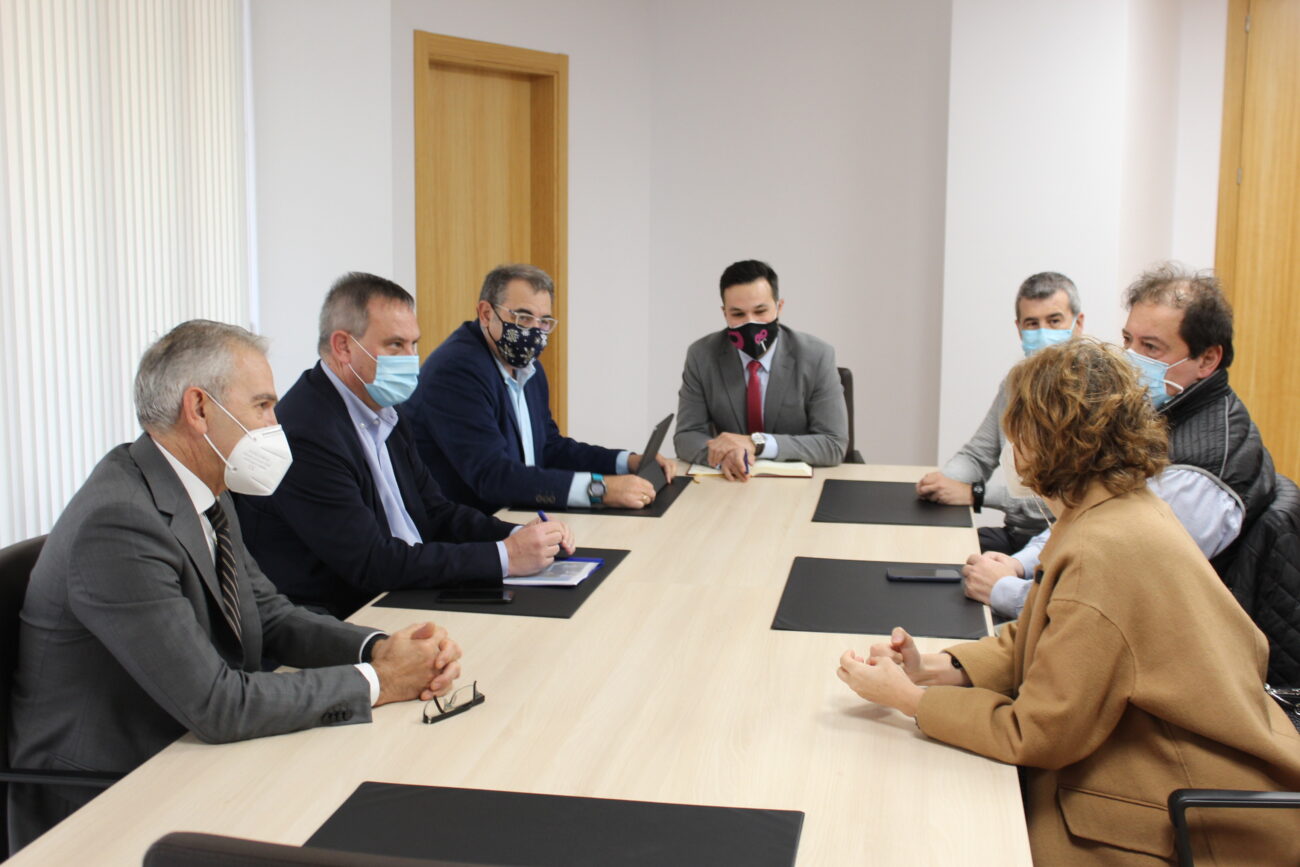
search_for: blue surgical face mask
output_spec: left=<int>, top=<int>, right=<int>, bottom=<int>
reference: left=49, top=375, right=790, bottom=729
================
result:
left=1019, top=317, right=1078, bottom=357
left=1125, top=348, right=1188, bottom=409
left=349, top=336, right=419, bottom=407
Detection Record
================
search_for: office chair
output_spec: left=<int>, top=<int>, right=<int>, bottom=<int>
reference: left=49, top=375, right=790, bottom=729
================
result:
left=837, top=367, right=864, bottom=464
left=1167, top=788, right=1300, bottom=866
left=0, top=535, right=121, bottom=856
left=143, top=831, right=484, bottom=867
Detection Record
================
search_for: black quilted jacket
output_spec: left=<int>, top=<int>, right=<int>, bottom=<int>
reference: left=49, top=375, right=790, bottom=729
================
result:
left=1224, top=475, right=1300, bottom=686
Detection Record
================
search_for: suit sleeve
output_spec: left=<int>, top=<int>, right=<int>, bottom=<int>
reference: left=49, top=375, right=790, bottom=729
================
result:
left=415, top=350, right=592, bottom=507
left=66, top=501, right=373, bottom=744
left=227, top=498, right=383, bottom=668
left=269, top=426, right=505, bottom=595
left=396, top=423, right=521, bottom=540
left=769, top=342, right=848, bottom=466
left=673, top=345, right=714, bottom=465
left=918, top=598, right=1136, bottom=769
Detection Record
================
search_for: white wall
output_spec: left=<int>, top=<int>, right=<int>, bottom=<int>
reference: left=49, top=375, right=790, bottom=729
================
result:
left=250, top=0, right=395, bottom=393
left=248, top=0, right=1225, bottom=473
left=648, top=0, right=952, bottom=464
left=938, top=0, right=1226, bottom=472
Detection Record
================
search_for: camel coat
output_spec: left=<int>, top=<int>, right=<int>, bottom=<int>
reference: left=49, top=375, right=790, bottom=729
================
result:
left=917, top=484, right=1300, bottom=865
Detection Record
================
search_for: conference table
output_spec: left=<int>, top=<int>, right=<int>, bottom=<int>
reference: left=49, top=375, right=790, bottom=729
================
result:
left=9, top=464, right=1032, bottom=865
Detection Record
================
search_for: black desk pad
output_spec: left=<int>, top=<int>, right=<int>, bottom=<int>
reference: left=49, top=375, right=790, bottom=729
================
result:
left=374, top=548, right=628, bottom=619
left=306, top=781, right=804, bottom=867
left=812, top=480, right=972, bottom=528
left=537, top=475, right=690, bottom=517
left=772, top=557, right=988, bottom=639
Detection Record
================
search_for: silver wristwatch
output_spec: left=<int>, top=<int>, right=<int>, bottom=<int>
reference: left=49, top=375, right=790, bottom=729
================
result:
left=750, top=432, right=767, bottom=457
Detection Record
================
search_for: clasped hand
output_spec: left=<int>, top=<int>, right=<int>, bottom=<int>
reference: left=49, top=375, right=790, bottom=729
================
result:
left=705, top=433, right=755, bottom=482
left=372, top=621, right=462, bottom=705
left=837, top=628, right=971, bottom=718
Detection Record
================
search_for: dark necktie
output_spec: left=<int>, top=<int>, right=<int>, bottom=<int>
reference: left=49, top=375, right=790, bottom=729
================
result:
left=204, top=501, right=243, bottom=645
left=746, top=359, right=764, bottom=434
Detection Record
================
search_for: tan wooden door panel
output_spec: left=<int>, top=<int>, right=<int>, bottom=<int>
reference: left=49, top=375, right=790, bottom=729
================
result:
left=414, top=32, right=568, bottom=430
left=1217, top=0, right=1300, bottom=481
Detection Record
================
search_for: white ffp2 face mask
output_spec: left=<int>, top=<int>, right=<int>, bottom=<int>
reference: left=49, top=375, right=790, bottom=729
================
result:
left=201, top=392, right=293, bottom=496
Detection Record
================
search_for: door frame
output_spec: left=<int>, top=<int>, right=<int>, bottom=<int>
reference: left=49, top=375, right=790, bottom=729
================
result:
left=413, top=31, right=569, bottom=431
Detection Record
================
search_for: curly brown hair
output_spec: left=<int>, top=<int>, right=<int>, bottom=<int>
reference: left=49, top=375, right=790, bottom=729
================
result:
left=1002, top=338, right=1169, bottom=508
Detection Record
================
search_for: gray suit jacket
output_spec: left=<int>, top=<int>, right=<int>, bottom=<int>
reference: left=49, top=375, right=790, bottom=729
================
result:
left=673, top=325, right=849, bottom=467
left=7, top=435, right=375, bottom=851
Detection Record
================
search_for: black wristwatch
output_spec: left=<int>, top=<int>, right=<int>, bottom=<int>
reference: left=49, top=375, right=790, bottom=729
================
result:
left=587, top=473, right=606, bottom=507
left=971, top=480, right=985, bottom=513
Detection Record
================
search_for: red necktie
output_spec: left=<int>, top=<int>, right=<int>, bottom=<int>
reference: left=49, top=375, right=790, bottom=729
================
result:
left=746, top=359, right=764, bottom=433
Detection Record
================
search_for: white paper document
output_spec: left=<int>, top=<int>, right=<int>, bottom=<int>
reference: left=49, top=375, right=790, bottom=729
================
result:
left=687, top=460, right=813, bottom=478
left=504, top=558, right=603, bottom=587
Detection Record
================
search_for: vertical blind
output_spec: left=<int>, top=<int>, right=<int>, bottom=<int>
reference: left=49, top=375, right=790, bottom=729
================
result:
left=0, top=0, right=249, bottom=547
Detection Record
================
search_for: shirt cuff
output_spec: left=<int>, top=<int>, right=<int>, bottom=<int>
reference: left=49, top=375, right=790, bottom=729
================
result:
left=763, top=436, right=780, bottom=460
left=615, top=451, right=631, bottom=475
left=567, top=472, right=593, bottom=508
left=989, top=576, right=1031, bottom=618
left=353, top=663, right=381, bottom=706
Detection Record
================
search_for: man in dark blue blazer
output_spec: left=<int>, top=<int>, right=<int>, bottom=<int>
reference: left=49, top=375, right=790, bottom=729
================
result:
left=405, top=264, right=674, bottom=515
left=235, top=273, right=573, bottom=618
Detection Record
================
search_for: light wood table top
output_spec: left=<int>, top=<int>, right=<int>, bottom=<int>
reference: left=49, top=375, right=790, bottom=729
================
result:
left=10, top=464, right=1031, bottom=865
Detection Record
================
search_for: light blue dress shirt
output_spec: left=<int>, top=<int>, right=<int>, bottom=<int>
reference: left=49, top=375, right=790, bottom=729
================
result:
left=323, top=363, right=512, bottom=576
left=493, top=358, right=629, bottom=507
left=987, top=465, right=1245, bottom=617
left=735, top=337, right=780, bottom=460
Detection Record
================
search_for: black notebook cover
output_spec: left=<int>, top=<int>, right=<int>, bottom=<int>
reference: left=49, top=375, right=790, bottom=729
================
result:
left=812, top=479, right=972, bottom=528
left=306, top=782, right=804, bottom=867
left=374, top=548, right=628, bottom=618
left=771, top=556, right=988, bottom=639
left=537, top=475, right=690, bottom=517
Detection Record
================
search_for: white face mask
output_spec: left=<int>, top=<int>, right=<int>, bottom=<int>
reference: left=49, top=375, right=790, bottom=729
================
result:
left=201, top=391, right=293, bottom=496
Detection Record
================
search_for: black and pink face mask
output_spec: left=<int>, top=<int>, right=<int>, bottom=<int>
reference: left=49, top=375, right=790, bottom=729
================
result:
left=725, top=319, right=779, bottom=359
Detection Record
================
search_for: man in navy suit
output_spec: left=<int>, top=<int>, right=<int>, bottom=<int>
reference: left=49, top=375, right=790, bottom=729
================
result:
left=235, top=273, right=574, bottom=618
left=405, top=264, right=674, bottom=515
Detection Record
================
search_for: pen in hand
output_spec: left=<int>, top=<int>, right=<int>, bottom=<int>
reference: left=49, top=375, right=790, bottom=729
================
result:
left=538, top=510, right=569, bottom=560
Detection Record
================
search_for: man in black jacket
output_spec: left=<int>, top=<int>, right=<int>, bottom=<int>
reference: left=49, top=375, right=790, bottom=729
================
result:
left=236, top=273, right=573, bottom=618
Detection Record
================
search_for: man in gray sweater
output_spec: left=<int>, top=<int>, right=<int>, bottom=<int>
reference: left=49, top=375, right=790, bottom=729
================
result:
left=916, top=272, right=1084, bottom=554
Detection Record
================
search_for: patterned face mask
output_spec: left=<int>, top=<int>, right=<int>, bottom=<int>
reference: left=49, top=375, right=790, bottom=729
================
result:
left=726, top=319, right=779, bottom=359
left=493, top=310, right=549, bottom=368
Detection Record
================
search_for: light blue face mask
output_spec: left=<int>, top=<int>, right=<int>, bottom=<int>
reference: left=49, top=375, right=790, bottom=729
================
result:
left=349, top=336, right=419, bottom=407
left=1019, top=319, right=1077, bottom=357
left=1125, top=348, right=1188, bottom=409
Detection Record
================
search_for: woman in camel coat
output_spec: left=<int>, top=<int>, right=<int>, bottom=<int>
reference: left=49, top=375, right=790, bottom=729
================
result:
left=837, top=339, right=1300, bottom=864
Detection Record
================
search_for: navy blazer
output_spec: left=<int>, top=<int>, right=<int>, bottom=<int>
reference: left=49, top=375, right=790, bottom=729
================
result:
left=405, top=321, right=622, bottom=514
left=235, top=362, right=515, bottom=618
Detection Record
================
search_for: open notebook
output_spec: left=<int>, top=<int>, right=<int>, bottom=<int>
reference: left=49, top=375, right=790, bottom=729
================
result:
left=688, top=460, right=812, bottom=478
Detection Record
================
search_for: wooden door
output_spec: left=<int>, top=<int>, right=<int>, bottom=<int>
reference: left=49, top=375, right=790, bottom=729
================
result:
left=413, top=32, right=569, bottom=430
left=1216, top=0, right=1300, bottom=480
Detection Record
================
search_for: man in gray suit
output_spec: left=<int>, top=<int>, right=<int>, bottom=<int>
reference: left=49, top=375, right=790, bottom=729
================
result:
left=7, top=320, right=462, bottom=853
left=674, top=260, right=848, bottom=480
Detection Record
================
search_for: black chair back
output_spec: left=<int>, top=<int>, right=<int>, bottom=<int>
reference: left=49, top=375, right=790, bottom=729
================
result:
left=0, top=536, right=46, bottom=769
left=837, top=367, right=864, bottom=464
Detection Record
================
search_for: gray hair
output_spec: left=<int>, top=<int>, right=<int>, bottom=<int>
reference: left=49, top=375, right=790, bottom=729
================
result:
left=317, top=272, right=415, bottom=356
left=134, top=320, right=268, bottom=431
left=1016, top=271, right=1081, bottom=319
left=479, top=264, right=555, bottom=306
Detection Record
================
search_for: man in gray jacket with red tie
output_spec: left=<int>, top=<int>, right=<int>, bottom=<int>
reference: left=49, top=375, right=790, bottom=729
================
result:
left=673, top=259, right=849, bottom=480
